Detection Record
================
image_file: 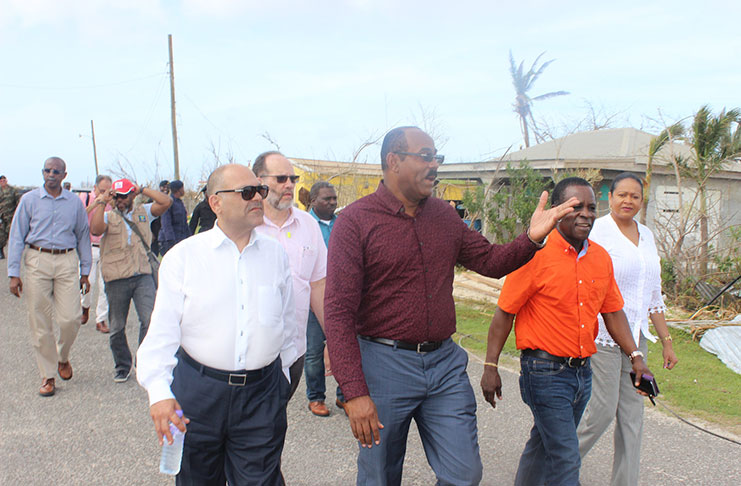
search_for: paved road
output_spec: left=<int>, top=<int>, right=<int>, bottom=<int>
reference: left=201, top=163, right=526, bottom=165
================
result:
left=1, top=258, right=739, bottom=485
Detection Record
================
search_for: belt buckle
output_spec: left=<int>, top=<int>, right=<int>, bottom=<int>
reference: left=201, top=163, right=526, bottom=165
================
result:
left=416, top=343, right=423, bottom=353
left=566, top=357, right=576, bottom=367
left=228, top=373, right=247, bottom=386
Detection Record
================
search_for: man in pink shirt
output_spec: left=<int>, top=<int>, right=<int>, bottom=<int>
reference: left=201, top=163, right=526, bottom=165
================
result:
left=79, top=175, right=112, bottom=333
left=253, top=151, right=329, bottom=415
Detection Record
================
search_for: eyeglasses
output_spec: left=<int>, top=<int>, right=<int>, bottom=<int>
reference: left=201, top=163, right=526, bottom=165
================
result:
left=394, top=151, right=445, bottom=164
left=260, top=174, right=300, bottom=184
left=43, top=168, right=64, bottom=175
left=215, top=185, right=269, bottom=201
left=114, top=193, right=131, bottom=200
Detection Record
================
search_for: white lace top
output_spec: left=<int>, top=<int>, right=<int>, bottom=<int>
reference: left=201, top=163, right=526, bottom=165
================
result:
left=590, top=214, right=666, bottom=347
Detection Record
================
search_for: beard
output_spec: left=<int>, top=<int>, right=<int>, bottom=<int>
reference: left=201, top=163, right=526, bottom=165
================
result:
left=267, top=191, right=294, bottom=210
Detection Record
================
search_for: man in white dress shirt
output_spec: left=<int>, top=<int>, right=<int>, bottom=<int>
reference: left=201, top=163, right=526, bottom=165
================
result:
left=137, top=164, right=297, bottom=485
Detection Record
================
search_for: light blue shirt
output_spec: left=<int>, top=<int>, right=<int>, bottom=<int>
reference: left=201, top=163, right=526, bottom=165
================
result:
left=7, top=186, right=92, bottom=277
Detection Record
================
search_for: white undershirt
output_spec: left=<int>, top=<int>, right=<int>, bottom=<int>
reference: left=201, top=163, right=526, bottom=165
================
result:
left=136, top=224, right=298, bottom=405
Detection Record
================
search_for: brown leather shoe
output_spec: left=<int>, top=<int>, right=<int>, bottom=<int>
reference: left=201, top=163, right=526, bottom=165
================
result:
left=39, top=378, right=55, bottom=397
left=336, top=398, right=348, bottom=416
left=96, top=321, right=110, bottom=333
left=308, top=401, right=330, bottom=417
left=81, top=307, right=90, bottom=324
left=58, top=361, right=73, bottom=380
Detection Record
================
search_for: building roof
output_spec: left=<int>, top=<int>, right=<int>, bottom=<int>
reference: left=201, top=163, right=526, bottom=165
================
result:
left=438, top=127, right=741, bottom=180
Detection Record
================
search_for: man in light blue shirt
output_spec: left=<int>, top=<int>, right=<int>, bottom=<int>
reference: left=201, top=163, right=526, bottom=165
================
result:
left=305, top=181, right=346, bottom=415
left=8, top=157, right=92, bottom=397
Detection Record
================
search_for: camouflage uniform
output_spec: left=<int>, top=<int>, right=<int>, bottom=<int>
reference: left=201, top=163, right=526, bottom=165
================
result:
left=0, top=184, right=20, bottom=251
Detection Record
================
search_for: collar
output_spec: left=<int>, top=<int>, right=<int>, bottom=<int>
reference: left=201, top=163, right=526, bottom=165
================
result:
left=262, top=207, right=296, bottom=230
left=548, top=229, right=590, bottom=259
left=40, top=186, right=70, bottom=200
left=374, top=180, right=428, bottom=216
left=309, top=208, right=336, bottom=224
left=207, top=222, right=262, bottom=251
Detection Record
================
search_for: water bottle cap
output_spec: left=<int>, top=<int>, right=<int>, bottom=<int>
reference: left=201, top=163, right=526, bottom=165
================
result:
left=175, top=409, right=183, bottom=418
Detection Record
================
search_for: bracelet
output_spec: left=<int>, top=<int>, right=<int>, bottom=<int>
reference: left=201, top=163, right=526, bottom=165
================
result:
left=629, top=350, right=644, bottom=362
left=662, top=335, right=673, bottom=343
left=526, top=228, right=546, bottom=249
left=484, top=362, right=498, bottom=369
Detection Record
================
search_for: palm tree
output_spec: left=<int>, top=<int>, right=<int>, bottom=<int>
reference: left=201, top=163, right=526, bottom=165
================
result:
left=641, top=122, right=684, bottom=224
left=509, top=50, right=569, bottom=148
left=681, top=106, right=741, bottom=275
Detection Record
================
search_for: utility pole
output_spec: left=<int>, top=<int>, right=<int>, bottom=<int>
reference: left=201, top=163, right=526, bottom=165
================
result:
left=168, top=34, right=180, bottom=180
left=90, top=120, right=99, bottom=176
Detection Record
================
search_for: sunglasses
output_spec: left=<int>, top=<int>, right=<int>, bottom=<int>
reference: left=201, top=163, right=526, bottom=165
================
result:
left=114, top=193, right=131, bottom=200
left=394, top=151, right=445, bottom=164
left=43, top=168, right=64, bottom=175
left=261, top=174, right=300, bottom=184
left=215, top=185, right=269, bottom=201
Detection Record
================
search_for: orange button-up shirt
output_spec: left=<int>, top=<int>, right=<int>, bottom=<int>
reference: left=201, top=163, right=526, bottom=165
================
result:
left=497, top=229, right=624, bottom=358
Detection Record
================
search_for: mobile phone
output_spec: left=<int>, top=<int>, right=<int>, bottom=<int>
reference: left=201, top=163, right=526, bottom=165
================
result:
left=630, top=372, right=659, bottom=405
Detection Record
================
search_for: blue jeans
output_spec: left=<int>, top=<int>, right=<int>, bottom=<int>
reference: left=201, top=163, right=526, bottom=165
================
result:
left=105, top=274, right=155, bottom=373
left=304, top=310, right=344, bottom=403
left=357, top=338, right=482, bottom=486
left=515, top=354, right=592, bottom=486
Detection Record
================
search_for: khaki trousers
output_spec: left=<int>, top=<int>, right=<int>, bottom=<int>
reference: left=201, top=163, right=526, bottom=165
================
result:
left=23, top=249, right=82, bottom=379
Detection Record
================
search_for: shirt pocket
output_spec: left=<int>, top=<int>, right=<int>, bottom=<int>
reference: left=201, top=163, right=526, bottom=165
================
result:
left=589, top=275, right=612, bottom=307
left=298, top=247, right=317, bottom=281
left=257, top=285, right=283, bottom=328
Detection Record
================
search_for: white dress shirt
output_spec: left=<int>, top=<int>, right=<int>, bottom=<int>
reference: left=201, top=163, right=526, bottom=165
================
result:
left=255, top=207, right=327, bottom=360
left=590, top=214, right=666, bottom=347
left=137, top=224, right=298, bottom=406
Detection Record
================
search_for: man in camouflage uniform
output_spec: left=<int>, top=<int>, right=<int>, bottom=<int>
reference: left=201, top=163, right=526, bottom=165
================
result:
left=0, top=175, right=20, bottom=259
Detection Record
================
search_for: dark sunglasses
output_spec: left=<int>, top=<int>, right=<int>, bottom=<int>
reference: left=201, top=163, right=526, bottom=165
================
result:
left=43, top=168, right=64, bottom=175
left=215, top=185, right=269, bottom=201
left=394, top=151, right=445, bottom=164
left=114, top=193, right=131, bottom=200
left=261, top=174, right=300, bottom=184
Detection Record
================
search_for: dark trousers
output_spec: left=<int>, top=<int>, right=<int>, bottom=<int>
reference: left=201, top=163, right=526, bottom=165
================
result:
left=105, top=274, right=155, bottom=373
left=304, top=310, right=345, bottom=403
left=172, top=353, right=290, bottom=486
left=288, top=354, right=305, bottom=401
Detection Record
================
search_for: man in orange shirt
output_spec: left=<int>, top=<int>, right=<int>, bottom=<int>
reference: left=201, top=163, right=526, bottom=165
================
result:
left=481, top=177, right=653, bottom=486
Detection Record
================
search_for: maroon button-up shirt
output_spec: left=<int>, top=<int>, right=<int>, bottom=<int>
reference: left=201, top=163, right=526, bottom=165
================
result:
left=325, top=182, right=540, bottom=400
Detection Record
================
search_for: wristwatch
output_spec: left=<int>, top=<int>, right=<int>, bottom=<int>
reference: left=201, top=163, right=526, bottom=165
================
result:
left=629, top=350, right=644, bottom=362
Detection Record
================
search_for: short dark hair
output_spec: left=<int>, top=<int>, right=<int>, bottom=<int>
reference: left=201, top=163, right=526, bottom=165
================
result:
left=380, top=126, right=418, bottom=170
left=551, top=177, right=592, bottom=206
left=169, top=180, right=184, bottom=192
left=252, top=151, right=283, bottom=177
left=310, top=181, right=335, bottom=202
left=609, top=172, right=643, bottom=194
left=159, top=180, right=169, bottom=188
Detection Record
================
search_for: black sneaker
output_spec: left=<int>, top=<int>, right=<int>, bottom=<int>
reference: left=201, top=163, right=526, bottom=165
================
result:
left=114, top=369, right=130, bottom=383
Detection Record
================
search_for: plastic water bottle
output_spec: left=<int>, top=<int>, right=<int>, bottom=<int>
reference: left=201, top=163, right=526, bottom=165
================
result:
left=159, top=409, right=185, bottom=475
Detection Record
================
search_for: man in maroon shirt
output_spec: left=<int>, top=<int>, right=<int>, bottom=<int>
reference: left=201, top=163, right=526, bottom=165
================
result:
left=324, top=126, right=579, bottom=485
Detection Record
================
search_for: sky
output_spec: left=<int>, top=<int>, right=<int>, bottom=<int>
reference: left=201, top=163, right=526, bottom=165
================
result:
left=1, top=0, right=739, bottom=188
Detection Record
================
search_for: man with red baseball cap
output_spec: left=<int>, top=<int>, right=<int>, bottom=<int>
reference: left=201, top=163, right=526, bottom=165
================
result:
left=90, top=178, right=171, bottom=382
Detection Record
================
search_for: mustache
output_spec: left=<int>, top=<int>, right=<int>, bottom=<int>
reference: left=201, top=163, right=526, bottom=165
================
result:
left=427, top=170, right=438, bottom=179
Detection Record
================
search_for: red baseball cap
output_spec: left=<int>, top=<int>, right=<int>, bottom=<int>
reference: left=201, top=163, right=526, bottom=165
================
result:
left=112, top=178, right=136, bottom=195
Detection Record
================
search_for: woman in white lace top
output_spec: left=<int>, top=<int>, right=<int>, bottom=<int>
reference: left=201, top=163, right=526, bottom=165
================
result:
left=577, top=172, right=678, bottom=486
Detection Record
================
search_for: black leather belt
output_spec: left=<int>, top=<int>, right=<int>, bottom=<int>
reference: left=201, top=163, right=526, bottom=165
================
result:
left=179, top=349, right=274, bottom=386
left=521, top=349, right=589, bottom=367
left=92, top=243, right=100, bottom=247
left=359, top=335, right=444, bottom=353
left=29, top=244, right=75, bottom=254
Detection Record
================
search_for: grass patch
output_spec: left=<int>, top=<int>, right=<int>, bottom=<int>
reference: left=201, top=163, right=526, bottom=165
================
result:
left=454, top=300, right=741, bottom=436
left=646, top=327, right=741, bottom=435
